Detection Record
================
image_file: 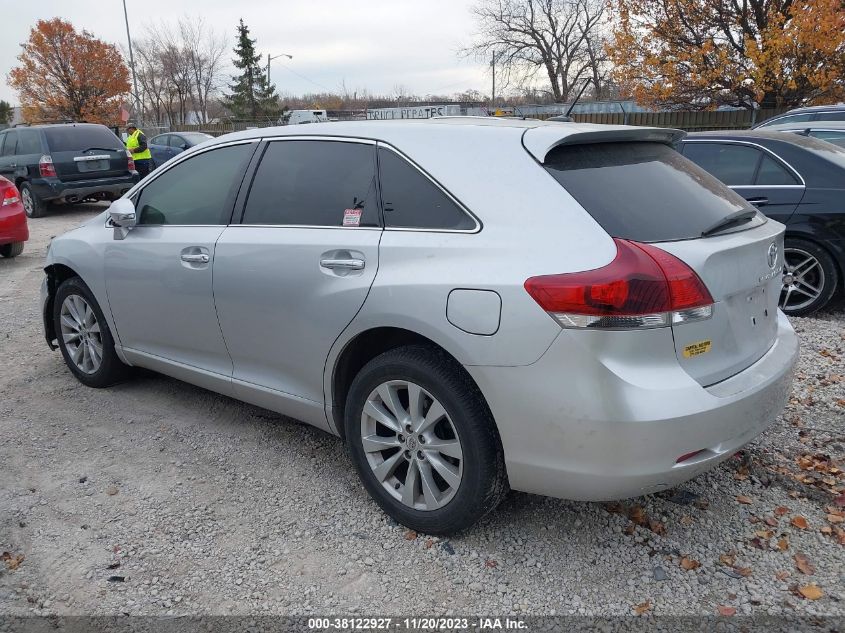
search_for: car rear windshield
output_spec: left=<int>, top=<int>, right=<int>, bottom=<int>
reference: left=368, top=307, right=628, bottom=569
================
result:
left=43, top=126, right=122, bottom=153
left=543, top=141, right=753, bottom=242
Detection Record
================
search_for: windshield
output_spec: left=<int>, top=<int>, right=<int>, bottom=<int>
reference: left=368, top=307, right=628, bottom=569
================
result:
left=543, top=142, right=754, bottom=242
left=182, top=133, right=213, bottom=144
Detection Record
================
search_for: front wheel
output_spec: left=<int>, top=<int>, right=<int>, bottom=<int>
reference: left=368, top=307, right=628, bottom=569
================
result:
left=345, top=346, right=507, bottom=534
left=780, top=238, right=839, bottom=316
left=53, top=277, right=131, bottom=388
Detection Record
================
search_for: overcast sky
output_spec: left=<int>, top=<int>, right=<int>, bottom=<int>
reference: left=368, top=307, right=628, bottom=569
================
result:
left=0, top=0, right=491, bottom=106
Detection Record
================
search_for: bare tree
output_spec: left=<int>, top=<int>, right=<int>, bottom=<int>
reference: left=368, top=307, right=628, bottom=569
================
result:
left=463, top=0, right=607, bottom=102
left=179, top=19, right=226, bottom=123
left=132, top=17, right=226, bottom=125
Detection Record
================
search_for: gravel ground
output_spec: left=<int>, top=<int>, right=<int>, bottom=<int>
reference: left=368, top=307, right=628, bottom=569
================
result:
left=0, top=206, right=843, bottom=618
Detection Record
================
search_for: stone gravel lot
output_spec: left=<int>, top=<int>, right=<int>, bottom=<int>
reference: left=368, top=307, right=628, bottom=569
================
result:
left=0, top=206, right=843, bottom=618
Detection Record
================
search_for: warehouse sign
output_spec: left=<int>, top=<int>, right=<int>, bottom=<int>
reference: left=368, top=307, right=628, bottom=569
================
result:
left=366, top=105, right=461, bottom=120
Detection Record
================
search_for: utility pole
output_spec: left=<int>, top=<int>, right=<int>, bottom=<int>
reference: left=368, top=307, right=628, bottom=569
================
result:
left=122, top=0, right=142, bottom=122
left=491, top=51, right=496, bottom=111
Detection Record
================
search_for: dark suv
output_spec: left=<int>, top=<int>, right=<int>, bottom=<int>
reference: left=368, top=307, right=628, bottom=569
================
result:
left=0, top=123, right=139, bottom=218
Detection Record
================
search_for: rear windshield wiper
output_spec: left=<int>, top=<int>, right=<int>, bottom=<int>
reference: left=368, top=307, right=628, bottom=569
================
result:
left=81, top=147, right=121, bottom=153
left=701, top=208, right=758, bottom=237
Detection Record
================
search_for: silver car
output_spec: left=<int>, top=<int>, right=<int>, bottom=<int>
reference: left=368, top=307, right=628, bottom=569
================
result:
left=41, top=119, right=798, bottom=534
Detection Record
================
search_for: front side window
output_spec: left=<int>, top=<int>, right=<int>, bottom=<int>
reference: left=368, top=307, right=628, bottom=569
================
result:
left=136, top=143, right=254, bottom=225
left=817, top=112, right=845, bottom=122
left=682, top=143, right=760, bottom=186
left=378, top=147, right=475, bottom=230
left=242, top=140, right=379, bottom=227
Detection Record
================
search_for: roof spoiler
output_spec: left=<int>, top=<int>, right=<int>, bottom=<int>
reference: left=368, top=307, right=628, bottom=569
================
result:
left=522, top=125, right=686, bottom=162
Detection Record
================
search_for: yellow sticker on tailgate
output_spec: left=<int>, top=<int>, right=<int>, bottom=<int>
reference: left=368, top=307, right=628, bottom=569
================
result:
left=683, top=340, right=712, bottom=358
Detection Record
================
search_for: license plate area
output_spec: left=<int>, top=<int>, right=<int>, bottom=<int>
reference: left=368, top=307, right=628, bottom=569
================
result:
left=74, top=155, right=112, bottom=173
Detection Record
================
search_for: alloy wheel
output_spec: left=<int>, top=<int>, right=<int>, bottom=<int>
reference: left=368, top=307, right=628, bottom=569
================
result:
left=780, top=247, right=825, bottom=313
left=21, top=188, right=33, bottom=216
left=60, top=294, right=103, bottom=374
left=360, top=380, right=463, bottom=511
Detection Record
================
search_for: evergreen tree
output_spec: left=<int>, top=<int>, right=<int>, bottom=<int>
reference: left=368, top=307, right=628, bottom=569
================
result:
left=0, top=101, right=12, bottom=126
left=223, top=19, right=280, bottom=120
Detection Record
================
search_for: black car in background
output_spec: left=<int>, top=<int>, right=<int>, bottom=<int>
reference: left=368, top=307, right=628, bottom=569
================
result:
left=0, top=124, right=138, bottom=218
left=678, top=131, right=845, bottom=315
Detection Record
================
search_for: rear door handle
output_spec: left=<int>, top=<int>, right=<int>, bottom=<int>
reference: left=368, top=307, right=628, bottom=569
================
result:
left=181, top=253, right=209, bottom=264
left=747, top=197, right=769, bottom=207
left=320, top=258, right=365, bottom=271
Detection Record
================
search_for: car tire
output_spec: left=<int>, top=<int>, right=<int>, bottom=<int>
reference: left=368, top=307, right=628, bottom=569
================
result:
left=53, top=276, right=131, bottom=388
left=780, top=238, right=839, bottom=316
left=345, top=345, right=508, bottom=535
left=0, top=242, right=24, bottom=258
left=20, top=182, right=47, bottom=219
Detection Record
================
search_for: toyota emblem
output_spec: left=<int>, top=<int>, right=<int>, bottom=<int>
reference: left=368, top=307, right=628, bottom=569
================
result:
left=767, top=242, right=778, bottom=269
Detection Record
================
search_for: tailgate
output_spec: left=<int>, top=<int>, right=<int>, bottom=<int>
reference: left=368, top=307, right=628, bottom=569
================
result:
left=658, top=221, right=785, bottom=386
left=53, top=149, right=130, bottom=182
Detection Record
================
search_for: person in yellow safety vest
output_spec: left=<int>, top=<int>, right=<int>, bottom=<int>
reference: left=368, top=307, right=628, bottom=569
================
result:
left=125, top=124, right=153, bottom=178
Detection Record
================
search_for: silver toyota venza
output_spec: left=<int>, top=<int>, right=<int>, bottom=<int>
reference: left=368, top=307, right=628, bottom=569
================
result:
left=42, top=118, right=798, bottom=533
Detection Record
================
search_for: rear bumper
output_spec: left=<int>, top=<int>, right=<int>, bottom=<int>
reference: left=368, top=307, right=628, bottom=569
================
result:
left=466, top=311, right=798, bottom=501
left=0, top=205, right=28, bottom=244
left=30, top=174, right=139, bottom=202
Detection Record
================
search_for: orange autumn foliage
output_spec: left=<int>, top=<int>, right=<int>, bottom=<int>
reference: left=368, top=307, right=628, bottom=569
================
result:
left=607, top=0, right=845, bottom=110
left=8, top=18, right=130, bottom=125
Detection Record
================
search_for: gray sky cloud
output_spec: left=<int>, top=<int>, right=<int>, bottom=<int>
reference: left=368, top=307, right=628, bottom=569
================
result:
left=0, top=0, right=490, bottom=105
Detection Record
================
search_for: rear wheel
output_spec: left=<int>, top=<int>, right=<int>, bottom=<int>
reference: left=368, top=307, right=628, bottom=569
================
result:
left=53, top=277, right=131, bottom=388
left=20, top=182, right=47, bottom=219
left=345, top=346, right=507, bottom=534
left=0, top=242, right=24, bottom=258
left=780, top=238, right=839, bottom=316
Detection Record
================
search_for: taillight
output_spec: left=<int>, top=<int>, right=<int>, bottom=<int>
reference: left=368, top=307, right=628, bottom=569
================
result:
left=2, top=185, right=20, bottom=206
left=39, top=155, right=57, bottom=178
left=125, top=149, right=136, bottom=172
left=524, top=238, right=714, bottom=329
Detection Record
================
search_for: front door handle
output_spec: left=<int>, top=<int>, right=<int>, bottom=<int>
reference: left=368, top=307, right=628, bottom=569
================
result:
left=181, top=253, right=210, bottom=264
left=747, top=196, right=769, bottom=207
left=320, top=258, right=365, bottom=271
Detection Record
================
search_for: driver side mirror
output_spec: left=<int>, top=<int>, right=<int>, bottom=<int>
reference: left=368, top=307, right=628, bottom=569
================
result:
left=180, top=143, right=190, bottom=151
left=109, top=197, right=137, bottom=239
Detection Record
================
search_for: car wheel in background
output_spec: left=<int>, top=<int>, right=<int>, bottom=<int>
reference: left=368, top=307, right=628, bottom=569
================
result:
left=780, top=238, right=839, bottom=316
left=0, top=242, right=24, bottom=258
left=53, top=277, right=131, bottom=388
left=345, top=345, right=508, bottom=534
left=20, top=182, right=47, bottom=219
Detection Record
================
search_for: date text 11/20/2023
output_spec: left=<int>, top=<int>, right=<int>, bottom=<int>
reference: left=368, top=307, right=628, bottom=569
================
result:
left=307, top=617, right=529, bottom=630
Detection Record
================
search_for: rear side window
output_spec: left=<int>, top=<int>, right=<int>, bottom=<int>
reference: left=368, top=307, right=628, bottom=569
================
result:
left=17, top=129, right=42, bottom=155
left=543, top=142, right=750, bottom=242
left=682, top=143, right=759, bottom=185
left=43, top=125, right=122, bottom=152
left=136, top=143, right=253, bottom=225
left=756, top=155, right=799, bottom=185
left=378, top=147, right=475, bottom=230
left=243, top=140, right=379, bottom=227
left=819, top=112, right=845, bottom=122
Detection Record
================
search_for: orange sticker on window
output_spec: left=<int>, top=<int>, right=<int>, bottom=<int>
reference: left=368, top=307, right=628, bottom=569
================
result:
left=683, top=340, right=712, bottom=358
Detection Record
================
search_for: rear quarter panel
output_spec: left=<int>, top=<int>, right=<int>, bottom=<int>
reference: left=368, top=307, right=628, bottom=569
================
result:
left=325, top=124, right=618, bottom=404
